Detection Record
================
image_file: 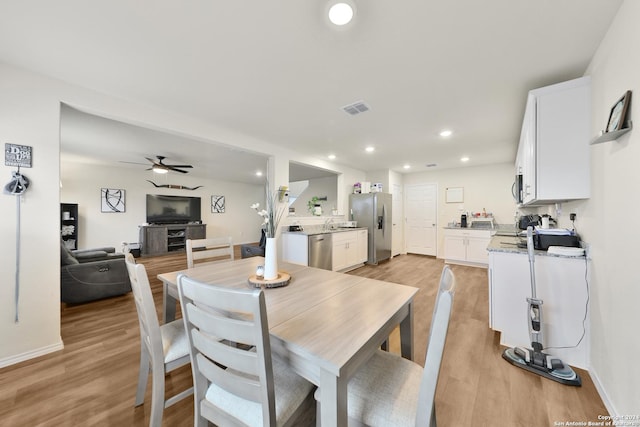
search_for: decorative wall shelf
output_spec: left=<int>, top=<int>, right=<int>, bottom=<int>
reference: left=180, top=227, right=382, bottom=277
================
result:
left=591, top=121, right=633, bottom=145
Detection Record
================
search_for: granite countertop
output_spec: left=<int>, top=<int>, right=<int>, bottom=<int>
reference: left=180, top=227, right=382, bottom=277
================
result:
left=487, top=235, right=586, bottom=259
left=443, top=223, right=519, bottom=235
left=282, top=226, right=367, bottom=236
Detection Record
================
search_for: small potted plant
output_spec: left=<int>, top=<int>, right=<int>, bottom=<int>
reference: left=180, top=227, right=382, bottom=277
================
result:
left=307, top=196, right=321, bottom=215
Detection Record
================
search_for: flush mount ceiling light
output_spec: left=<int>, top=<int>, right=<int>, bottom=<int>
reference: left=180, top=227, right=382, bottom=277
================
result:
left=328, top=2, right=355, bottom=26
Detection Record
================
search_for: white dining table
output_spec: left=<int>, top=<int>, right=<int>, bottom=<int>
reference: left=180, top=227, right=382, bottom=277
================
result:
left=158, top=256, right=418, bottom=427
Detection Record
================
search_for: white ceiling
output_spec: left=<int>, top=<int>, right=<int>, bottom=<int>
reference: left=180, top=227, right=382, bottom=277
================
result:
left=0, top=0, right=623, bottom=179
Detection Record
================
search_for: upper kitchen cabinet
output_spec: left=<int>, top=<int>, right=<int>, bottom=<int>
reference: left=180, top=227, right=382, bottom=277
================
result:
left=516, top=77, right=590, bottom=206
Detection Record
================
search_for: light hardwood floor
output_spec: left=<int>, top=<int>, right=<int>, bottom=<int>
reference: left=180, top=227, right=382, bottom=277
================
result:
left=1, top=253, right=607, bottom=426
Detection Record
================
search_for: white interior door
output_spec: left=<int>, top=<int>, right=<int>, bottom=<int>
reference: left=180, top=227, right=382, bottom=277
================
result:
left=405, top=183, right=437, bottom=256
left=392, top=184, right=403, bottom=256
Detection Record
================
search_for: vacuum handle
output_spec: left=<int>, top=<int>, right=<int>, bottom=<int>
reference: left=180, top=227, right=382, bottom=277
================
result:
left=526, top=226, right=537, bottom=300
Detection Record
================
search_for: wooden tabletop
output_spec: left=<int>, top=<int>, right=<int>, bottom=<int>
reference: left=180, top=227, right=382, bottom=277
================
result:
left=159, top=256, right=418, bottom=427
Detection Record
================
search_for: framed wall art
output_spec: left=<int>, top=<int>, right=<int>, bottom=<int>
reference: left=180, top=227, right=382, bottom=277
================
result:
left=101, top=188, right=126, bottom=213
left=211, top=195, right=225, bottom=213
left=445, top=187, right=464, bottom=203
left=606, top=90, right=632, bottom=133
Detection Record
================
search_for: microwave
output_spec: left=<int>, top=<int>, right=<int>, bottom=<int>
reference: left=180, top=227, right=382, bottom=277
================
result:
left=513, top=174, right=523, bottom=204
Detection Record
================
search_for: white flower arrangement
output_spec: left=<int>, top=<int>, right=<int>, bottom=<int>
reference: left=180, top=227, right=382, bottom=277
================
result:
left=251, top=182, right=285, bottom=238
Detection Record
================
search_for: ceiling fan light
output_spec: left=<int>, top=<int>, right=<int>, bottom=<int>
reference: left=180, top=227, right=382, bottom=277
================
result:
left=152, top=165, right=168, bottom=174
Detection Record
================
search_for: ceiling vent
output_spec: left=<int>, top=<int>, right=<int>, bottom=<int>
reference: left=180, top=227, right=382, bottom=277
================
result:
left=341, top=101, right=370, bottom=116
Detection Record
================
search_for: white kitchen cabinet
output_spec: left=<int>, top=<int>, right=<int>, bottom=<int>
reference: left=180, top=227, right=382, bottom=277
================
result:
left=282, top=230, right=367, bottom=271
left=488, top=250, right=589, bottom=369
left=281, top=232, right=308, bottom=265
left=443, top=228, right=492, bottom=267
left=517, top=76, right=591, bottom=205
left=356, top=229, right=368, bottom=264
left=332, top=231, right=358, bottom=271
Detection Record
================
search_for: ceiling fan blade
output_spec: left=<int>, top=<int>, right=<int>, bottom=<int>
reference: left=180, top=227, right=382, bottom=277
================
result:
left=170, top=167, right=189, bottom=173
left=145, top=157, right=159, bottom=164
left=165, top=164, right=193, bottom=168
left=119, top=160, right=149, bottom=166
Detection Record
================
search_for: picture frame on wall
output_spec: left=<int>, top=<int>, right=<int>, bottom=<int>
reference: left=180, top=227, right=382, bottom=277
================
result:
left=101, top=188, right=126, bottom=213
left=606, top=90, right=632, bottom=133
left=211, top=195, right=225, bottom=213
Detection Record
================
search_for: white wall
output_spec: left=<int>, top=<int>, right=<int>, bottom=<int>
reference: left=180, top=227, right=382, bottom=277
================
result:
left=403, top=162, right=516, bottom=256
left=0, top=61, right=366, bottom=367
left=561, top=0, right=640, bottom=415
left=289, top=175, right=338, bottom=216
left=61, top=162, right=265, bottom=249
left=0, top=64, right=64, bottom=365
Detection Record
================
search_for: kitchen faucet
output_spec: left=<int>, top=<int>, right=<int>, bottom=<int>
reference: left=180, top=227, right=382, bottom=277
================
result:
left=323, top=217, right=335, bottom=232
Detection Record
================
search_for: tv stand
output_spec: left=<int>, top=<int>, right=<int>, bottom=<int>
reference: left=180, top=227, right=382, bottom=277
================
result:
left=139, top=223, right=206, bottom=256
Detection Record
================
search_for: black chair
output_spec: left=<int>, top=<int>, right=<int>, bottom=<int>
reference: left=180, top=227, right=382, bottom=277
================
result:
left=240, top=229, right=266, bottom=259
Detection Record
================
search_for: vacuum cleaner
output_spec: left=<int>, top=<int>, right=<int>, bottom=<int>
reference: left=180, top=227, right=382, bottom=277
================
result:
left=502, top=226, right=581, bottom=386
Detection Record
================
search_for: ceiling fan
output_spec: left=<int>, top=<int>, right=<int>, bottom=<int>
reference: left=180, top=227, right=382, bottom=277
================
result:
left=144, top=156, right=193, bottom=174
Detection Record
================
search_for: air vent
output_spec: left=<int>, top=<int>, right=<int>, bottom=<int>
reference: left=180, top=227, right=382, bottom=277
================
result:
left=425, top=163, right=438, bottom=168
left=341, top=101, right=370, bottom=116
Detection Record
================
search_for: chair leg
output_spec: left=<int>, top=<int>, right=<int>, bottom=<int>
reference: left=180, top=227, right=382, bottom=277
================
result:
left=135, top=345, right=150, bottom=406
left=315, top=392, right=321, bottom=427
left=149, top=361, right=165, bottom=427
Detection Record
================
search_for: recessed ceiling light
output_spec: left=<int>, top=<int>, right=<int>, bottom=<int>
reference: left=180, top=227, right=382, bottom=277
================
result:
left=365, top=146, right=375, bottom=153
left=328, top=154, right=336, bottom=160
left=256, top=171, right=263, bottom=177
left=439, top=129, right=453, bottom=138
left=403, top=164, right=411, bottom=169
left=460, top=157, right=470, bottom=162
left=328, top=2, right=354, bottom=26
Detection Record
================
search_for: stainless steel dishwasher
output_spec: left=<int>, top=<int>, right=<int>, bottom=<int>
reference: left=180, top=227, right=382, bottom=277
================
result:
left=308, top=233, right=332, bottom=270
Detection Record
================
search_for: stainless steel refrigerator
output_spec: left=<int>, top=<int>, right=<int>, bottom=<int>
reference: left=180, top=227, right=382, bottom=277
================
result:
left=349, top=192, right=392, bottom=265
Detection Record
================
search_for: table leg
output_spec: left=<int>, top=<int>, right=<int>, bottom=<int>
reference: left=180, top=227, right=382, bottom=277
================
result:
left=319, top=369, right=348, bottom=427
left=400, top=300, right=414, bottom=360
left=163, top=281, right=177, bottom=323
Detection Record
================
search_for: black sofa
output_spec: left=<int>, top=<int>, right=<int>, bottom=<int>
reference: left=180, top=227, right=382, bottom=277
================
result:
left=60, top=241, right=132, bottom=304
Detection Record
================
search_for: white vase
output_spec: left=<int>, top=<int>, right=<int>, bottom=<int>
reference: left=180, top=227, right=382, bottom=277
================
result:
left=264, top=237, right=278, bottom=280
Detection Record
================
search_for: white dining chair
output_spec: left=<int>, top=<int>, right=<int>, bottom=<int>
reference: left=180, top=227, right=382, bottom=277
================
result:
left=318, top=264, right=456, bottom=427
left=186, top=236, right=234, bottom=268
left=124, top=254, right=193, bottom=427
left=177, top=273, right=315, bottom=427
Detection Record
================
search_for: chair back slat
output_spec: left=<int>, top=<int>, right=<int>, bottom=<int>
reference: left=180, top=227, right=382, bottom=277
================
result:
left=190, top=321, right=261, bottom=376
left=416, top=265, right=456, bottom=426
left=185, top=302, right=257, bottom=345
left=186, top=237, right=234, bottom=268
left=196, top=352, right=263, bottom=403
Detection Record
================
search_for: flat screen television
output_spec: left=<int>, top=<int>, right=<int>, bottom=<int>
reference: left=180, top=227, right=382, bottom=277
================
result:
left=146, top=194, right=201, bottom=224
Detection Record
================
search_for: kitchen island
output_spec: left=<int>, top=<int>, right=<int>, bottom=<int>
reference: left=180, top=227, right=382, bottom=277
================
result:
left=487, top=235, right=589, bottom=368
left=281, top=227, right=368, bottom=272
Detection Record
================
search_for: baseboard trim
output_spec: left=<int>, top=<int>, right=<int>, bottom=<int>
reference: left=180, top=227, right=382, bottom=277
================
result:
left=589, top=366, right=617, bottom=417
left=0, top=339, right=64, bottom=369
